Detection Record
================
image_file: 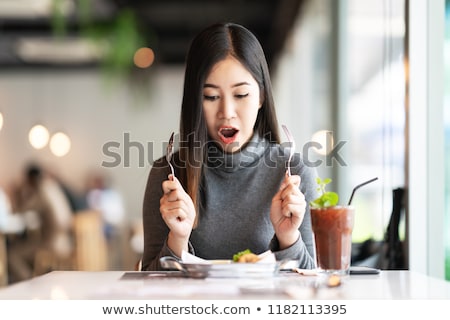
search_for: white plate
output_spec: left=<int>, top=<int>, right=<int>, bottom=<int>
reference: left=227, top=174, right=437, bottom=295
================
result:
left=160, top=257, right=280, bottom=278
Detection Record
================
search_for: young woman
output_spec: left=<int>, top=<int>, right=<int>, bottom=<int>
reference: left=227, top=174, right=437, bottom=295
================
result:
left=141, top=22, right=318, bottom=271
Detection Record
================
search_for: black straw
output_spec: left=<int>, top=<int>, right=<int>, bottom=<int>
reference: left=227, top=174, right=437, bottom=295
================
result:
left=347, top=177, right=378, bottom=205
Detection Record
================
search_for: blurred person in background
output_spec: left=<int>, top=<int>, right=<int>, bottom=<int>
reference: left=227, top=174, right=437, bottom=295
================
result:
left=46, top=169, right=88, bottom=214
left=7, top=163, right=74, bottom=283
left=0, top=186, right=12, bottom=232
left=85, top=172, right=125, bottom=269
left=62, top=186, right=88, bottom=213
left=0, top=183, right=27, bottom=236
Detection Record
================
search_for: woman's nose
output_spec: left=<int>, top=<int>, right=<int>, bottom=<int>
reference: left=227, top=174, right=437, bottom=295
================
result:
left=218, top=97, right=236, bottom=119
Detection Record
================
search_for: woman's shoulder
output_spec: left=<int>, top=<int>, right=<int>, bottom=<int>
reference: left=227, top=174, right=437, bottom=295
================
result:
left=149, top=151, right=181, bottom=178
left=151, top=155, right=166, bottom=168
left=147, top=155, right=169, bottom=180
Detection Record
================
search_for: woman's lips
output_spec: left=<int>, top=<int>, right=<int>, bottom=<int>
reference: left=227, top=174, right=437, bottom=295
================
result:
left=218, top=126, right=239, bottom=144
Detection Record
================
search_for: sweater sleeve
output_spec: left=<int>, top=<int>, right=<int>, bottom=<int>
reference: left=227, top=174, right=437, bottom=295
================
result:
left=141, top=157, right=198, bottom=271
left=141, top=158, right=194, bottom=271
left=141, top=158, right=168, bottom=271
left=141, top=156, right=196, bottom=271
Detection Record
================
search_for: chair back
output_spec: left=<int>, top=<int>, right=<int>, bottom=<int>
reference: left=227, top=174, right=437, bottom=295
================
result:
left=0, top=233, right=7, bottom=286
left=73, top=210, right=108, bottom=271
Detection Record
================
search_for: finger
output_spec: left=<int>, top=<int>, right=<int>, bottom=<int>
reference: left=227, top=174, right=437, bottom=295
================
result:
left=166, top=190, right=179, bottom=202
left=284, top=200, right=306, bottom=214
left=162, top=181, right=174, bottom=194
left=280, top=185, right=303, bottom=201
left=162, top=177, right=181, bottom=194
left=282, top=194, right=306, bottom=217
left=279, top=174, right=301, bottom=190
left=171, top=175, right=181, bottom=185
left=165, top=184, right=188, bottom=202
left=161, top=203, right=188, bottom=222
left=281, top=192, right=304, bottom=205
left=287, top=174, right=301, bottom=187
left=281, top=202, right=306, bottom=219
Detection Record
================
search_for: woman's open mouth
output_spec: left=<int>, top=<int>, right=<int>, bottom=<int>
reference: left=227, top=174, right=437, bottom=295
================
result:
left=218, top=126, right=239, bottom=144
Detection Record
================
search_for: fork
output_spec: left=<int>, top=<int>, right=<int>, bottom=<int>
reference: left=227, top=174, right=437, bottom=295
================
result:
left=166, top=132, right=175, bottom=178
left=281, top=124, right=296, bottom=176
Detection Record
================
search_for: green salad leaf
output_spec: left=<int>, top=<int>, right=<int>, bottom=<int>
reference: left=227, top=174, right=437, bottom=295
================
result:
left=232, top=249, right=252, bottom=262
left=309, top=177, right=339, bottom=208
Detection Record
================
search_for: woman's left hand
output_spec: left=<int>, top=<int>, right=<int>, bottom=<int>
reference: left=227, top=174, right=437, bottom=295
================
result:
left=270, top=173, right=306, bottom=249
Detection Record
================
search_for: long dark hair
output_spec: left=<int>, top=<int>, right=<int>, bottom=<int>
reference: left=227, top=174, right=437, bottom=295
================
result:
left=178, top=22, right=280, bottom=226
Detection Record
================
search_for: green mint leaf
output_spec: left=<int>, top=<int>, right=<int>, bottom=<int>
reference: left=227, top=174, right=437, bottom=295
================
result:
left=322, top=192, right=339, bottom=207
left=309, top=177, right=339, bottom=208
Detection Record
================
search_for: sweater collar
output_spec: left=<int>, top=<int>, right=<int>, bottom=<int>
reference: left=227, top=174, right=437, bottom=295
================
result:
left=206, top=132, right=269, bottom=172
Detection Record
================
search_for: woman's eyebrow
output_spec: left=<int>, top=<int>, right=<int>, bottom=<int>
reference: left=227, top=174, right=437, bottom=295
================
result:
left=203, top=81, right=251, bottom=88
left=232, top=81, right=251, bottom=88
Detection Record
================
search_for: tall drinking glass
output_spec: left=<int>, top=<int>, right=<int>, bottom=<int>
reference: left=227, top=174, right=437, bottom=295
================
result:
left=310, top=206, right=355, bottom=275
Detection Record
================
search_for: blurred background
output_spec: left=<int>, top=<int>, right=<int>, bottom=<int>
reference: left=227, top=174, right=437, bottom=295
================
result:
left=0, top=0, right=448, bottom=284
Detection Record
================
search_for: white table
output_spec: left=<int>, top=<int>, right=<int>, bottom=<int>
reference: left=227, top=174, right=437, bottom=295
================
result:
left=0, top=270, right=449, bottom=300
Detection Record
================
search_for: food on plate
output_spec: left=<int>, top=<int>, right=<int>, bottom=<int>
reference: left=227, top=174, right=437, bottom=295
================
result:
left=232, top=249, right=260, bottom=263
left=237, top=253, right=259, bottom=263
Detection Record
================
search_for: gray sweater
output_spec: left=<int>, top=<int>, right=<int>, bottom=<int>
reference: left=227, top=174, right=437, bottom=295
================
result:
left=142, top=133, right=318, bottom=271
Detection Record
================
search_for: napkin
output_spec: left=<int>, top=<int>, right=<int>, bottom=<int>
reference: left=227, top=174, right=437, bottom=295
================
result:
left=292, top=268, right=319, bottom=276
left=181, top=250, right=276, bottom=264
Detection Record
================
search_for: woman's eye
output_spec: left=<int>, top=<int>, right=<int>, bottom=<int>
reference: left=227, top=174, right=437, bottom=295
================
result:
left=204, top=95, right=219, bottom=101
left=235, top=93, right=249, bottom=99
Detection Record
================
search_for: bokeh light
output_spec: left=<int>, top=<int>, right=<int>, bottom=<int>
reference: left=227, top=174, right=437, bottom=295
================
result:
left=50, top=132, right=71, bottom=157
left=133, top=47, right=155, bottom=68
left=29, top=124, right=49, bottom=149
left=0, top=112, right=3, bottom=131
left=311, top=130, right=334, bottom=156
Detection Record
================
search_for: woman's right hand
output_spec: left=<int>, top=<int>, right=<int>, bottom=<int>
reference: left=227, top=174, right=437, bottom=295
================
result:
left=160, top=175, right=196, bottom=255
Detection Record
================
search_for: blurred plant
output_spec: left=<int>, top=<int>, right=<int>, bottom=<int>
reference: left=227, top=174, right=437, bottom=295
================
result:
left=51, top=0, right=155, bottom=100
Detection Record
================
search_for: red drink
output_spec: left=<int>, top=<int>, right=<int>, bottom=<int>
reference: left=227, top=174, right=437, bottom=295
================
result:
left=310, top=206, right=355, bottom=275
